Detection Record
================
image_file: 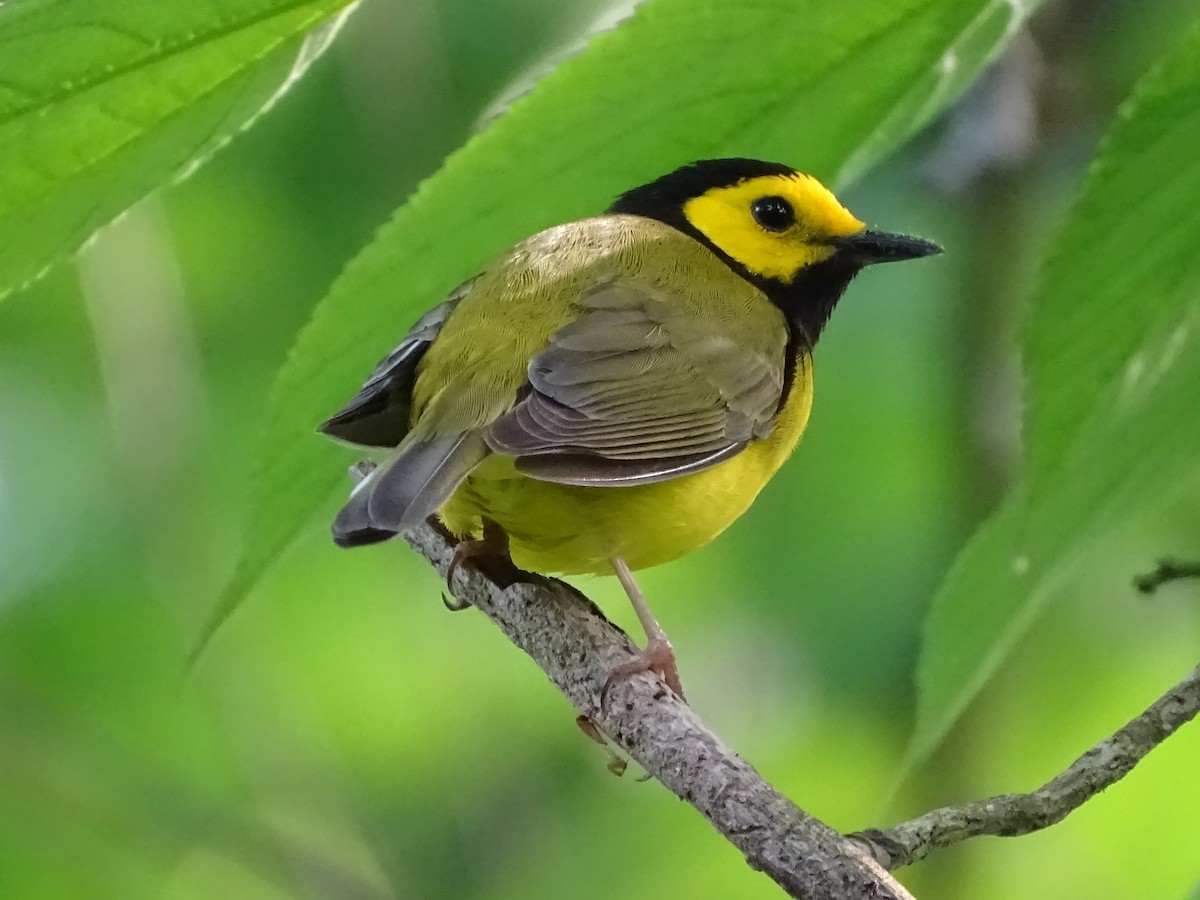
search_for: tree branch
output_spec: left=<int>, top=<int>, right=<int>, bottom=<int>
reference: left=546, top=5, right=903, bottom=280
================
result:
left=1134, top=558, right=1200, bottom=594
left=400, top=518, right=1199, bottom=893
left=401, top=521, right=913, bottom=900
left=851, top=661, right=1200, bottom=869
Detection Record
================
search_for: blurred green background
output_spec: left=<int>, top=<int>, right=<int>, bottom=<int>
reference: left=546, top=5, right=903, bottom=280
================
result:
left=2, top=1, right=1199, bottom=898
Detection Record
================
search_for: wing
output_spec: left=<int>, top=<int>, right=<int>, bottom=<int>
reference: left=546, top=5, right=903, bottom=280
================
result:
left=486, top=277, right=787, bottom=486
left=318, top=278, right=474, bottom=448
left=331, top=431, right=489, bottom=545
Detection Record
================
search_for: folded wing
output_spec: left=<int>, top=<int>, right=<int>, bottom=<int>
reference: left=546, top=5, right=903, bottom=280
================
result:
left=488, top=278, right=787, bottom=485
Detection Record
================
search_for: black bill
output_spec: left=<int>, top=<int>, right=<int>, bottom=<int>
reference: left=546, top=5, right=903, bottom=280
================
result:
left=835, top=230, right=943, bottom=265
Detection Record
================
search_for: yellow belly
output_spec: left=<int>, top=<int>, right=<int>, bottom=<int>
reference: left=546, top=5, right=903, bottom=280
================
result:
left=439, top=357, right=813, bottom=575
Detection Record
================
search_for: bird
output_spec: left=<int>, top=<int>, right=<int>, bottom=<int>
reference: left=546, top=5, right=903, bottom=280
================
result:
left=320, top=158, right=941, bottom=698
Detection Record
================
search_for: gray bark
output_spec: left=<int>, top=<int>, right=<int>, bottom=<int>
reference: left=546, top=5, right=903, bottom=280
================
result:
left=403, top=521, right=1200, bottom=895
left=403, top=521, right=913, bottom=900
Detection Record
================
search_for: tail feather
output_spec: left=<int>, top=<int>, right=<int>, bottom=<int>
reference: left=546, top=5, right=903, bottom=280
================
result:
left=332, top=432, right=486, bottom=547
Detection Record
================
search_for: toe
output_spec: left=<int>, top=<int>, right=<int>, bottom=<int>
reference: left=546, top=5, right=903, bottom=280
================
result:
left=600, top=638, right=686, bottom=708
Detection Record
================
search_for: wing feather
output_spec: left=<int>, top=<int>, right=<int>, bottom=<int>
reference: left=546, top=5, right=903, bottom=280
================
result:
left=488, top=277, right=786, bottom=484
left=318, top=279, right=473, bottom=447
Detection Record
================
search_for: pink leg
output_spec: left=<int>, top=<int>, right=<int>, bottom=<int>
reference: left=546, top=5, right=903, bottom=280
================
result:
left=602, top=556, right=685, bottom=702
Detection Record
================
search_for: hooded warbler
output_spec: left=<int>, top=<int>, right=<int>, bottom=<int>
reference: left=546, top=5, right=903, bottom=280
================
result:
left=322, top=158, right=940, bottom=697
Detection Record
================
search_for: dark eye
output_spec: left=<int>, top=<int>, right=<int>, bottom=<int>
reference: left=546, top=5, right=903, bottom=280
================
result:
left=750, top=196, right=795, bottom=232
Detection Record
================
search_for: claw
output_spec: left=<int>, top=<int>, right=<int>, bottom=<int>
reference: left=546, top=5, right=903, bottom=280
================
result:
left=445, top=538, right=494, bottom=591
left=441, top=591, right=472, bottom=612
left=442, top=517, right=532, bottom=600
left=600, top=636, right=686, bottom=711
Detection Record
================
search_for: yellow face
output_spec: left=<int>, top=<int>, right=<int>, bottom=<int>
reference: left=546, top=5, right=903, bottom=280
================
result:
left=682, top=173, right=865, bottom=282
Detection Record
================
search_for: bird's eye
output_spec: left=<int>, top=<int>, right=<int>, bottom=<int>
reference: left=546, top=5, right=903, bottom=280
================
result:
left=750, top=196, right=795, bottom=232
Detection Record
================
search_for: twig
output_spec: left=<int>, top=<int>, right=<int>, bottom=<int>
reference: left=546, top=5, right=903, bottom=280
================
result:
left=852, top=662, right=1200, bottom=869
left=401, top=521, right=913, bottom=900
left=1134, top=558, right=1200, bottom=594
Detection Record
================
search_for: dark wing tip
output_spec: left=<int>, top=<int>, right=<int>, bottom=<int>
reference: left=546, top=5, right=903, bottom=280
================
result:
left=316, top=413, right=344, bottom=436
left=332, top=524, right=397, bottom=548
left=318, top=406, right=363, bottom=438
left=318, top=392, right=410, bottom=448
left=331, top=487, right=399, bottom=547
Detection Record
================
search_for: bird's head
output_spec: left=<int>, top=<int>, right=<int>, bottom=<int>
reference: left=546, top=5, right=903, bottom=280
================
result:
left=610, top=158, right=941, bottom=344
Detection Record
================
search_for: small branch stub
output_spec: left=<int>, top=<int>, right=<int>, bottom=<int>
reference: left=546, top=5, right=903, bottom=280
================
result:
left=853, top=662, right=1200, bottom=869
left=1134, top=558, right=1200, bottom=594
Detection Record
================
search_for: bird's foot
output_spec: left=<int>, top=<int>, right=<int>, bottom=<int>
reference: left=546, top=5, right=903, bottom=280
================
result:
left=601, top=636, right=686, bottom=708
left=442, top=518, right=532, bottom=602
left=601, top=555, right=687, bottom=706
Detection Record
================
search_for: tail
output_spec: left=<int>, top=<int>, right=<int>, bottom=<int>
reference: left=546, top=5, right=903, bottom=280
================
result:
left=332, top=432, right=487, bottom=547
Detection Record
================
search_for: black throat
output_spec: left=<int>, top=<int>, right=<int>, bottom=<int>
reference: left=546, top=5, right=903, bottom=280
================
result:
left=746, top=255, right=863, bottom=350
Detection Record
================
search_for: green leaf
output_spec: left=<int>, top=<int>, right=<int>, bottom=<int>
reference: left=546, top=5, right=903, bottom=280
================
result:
left=196, top=0, right=1040, bottom=660
left=0, top=0, right=358, bottom=301
left=911, top=22, right=1200, bottom=765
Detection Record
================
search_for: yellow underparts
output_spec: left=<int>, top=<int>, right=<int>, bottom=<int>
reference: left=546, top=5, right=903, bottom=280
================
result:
left=438, top=354, right=814, bottom=575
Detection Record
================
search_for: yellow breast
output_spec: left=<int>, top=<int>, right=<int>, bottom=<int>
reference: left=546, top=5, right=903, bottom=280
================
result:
left=438, top=353, right=814, bottom=575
